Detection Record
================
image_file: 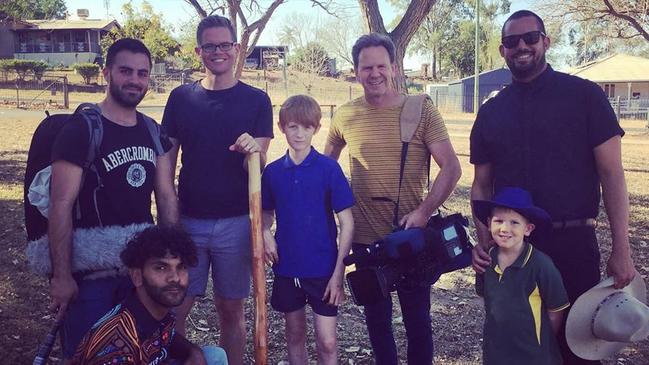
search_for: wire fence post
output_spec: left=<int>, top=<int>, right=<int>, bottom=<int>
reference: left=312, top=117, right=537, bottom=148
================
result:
left=348, top=85, right=352, bottom=101
left=63, top=76, right=69, bottom=109
left=615, top=96, right=621, bottom=122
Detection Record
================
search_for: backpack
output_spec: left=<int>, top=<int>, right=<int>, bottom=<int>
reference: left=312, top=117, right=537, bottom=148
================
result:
left=24, top=103, right=164, bottom=242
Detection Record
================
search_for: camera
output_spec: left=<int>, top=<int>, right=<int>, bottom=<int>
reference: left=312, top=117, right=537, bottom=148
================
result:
left=343, top=212, right=474, bottom=306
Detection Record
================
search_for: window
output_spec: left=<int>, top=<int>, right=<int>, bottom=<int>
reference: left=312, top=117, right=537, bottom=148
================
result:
left=604, top=84, right=616, bottom=98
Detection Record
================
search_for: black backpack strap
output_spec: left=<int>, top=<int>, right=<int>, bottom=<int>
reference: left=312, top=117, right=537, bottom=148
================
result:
left=74, top=103, right=104, bottom=170
left=140, top=113, right=165, bottom=156
left=73, top=103, right=104, bottom=225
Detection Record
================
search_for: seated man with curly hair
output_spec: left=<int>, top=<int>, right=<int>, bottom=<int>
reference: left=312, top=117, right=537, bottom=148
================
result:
left=71, top=226, right=227, bottom=365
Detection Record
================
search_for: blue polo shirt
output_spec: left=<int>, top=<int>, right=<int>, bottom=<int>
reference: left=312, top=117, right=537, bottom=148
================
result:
left=261, top=147, right=354, bottom=278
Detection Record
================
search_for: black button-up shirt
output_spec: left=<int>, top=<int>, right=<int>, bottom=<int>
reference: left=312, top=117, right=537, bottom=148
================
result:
left=470, top=66, right=624, bottom=220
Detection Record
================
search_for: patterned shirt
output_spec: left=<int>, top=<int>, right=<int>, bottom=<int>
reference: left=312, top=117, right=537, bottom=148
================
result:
left=326, top=96, right=449, bottom=244
left=71, top=293, right=175, bottom=365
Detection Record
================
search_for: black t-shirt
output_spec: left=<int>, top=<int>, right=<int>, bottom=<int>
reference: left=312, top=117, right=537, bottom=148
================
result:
left=162, top=81, right=274, bottom=218
left=52, top=113, right=171, bottom=229
left=470, top=66, right=624, bottom=220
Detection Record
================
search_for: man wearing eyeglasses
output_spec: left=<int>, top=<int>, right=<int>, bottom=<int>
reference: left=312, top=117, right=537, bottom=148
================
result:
left=161, top=15, right=273, bottom=365
left=470, top=10, right=635, bottom=365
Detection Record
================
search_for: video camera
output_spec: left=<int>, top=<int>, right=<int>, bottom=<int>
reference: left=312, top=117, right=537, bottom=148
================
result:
left=343, top=212, right=474, bottom=306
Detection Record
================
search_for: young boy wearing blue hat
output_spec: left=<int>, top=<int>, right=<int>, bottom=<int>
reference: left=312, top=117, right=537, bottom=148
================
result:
left=473, top=187, right=570, bottom=365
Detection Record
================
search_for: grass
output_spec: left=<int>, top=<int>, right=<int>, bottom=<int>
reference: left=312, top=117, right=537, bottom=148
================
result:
left=0, top=97, right=647, bottom=363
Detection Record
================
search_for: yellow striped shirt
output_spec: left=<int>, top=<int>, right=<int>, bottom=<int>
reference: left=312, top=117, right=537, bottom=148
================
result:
left=326, top=96, right=449, bottom=244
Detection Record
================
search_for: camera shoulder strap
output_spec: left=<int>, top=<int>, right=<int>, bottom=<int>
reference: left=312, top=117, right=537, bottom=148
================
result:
left=393, top=94, right=431, bottom=227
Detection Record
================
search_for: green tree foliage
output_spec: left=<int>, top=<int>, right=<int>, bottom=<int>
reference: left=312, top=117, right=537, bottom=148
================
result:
left=72, top=63, right=101, bottom=84
left=0, top=0, right=66, bottom=20
left=390, top=0, right=510, bottom=79
left=0, top=59, right=49, bottom=80
left=175, top=18, right=202, bottom=71
left=540, top=1, right=649, bottom=66
left=292, top=42, right=330, bottom=75
left=99, top=1, right=179, bottom=64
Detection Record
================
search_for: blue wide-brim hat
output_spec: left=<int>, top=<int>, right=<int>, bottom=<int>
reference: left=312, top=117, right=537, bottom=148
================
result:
left=472, top=187, right=551, bottom=229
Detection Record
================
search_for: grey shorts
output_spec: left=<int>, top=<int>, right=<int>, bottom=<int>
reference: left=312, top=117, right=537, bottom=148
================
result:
left=181, top=215, right=251, bottom=299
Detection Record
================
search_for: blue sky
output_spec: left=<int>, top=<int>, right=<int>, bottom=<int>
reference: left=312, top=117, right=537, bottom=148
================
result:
left=65, top=0, right=537, bottom=69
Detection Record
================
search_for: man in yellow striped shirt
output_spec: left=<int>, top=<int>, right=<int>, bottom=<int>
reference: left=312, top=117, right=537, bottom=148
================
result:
left=324, top=33, right=461, bottom=364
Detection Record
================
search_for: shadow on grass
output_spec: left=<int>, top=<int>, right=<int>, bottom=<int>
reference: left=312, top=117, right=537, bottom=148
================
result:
left=0, top=149, right=27, bottom=186
left=0, top=197, right=51, bottom=365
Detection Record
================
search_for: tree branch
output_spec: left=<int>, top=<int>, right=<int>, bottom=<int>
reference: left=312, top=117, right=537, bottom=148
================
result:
left=309, top=0, right=337, bottom=17
left=602, top=0, right=649, bottom=42
left=184, top=0, right=208, bottom=18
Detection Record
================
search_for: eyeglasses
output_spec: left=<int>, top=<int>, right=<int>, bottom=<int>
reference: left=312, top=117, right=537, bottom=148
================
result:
left=501, top=31, right=545, bottom=49
left=200, top=42, right=236, bottom=53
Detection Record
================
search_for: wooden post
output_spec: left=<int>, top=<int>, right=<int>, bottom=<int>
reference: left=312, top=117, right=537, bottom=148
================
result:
left=247, top=152, right=267, bottom=364
left=616, top=96, right=621, bottom=122
left=63, top=76, right=69, bottom=109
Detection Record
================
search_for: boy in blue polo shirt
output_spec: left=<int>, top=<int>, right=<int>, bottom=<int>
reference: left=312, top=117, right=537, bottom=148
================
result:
left=472, top=187, right=570, bottom=365
left=261, top=94, right=354, bottom=364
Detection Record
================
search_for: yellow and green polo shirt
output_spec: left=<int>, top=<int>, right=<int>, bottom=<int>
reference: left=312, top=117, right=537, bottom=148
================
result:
left=477, top=242, right=570, bottom=365
left=326, top=96, right=449, bottom=245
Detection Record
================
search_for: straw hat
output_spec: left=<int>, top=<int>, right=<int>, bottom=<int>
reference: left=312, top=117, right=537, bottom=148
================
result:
left=566, top=272, right=648, bottom=360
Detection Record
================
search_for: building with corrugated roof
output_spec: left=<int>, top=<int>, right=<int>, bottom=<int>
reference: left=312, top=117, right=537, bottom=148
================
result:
left=3, top=9, right=119, bottom=66
left=568, top=54, right=649, bottom=100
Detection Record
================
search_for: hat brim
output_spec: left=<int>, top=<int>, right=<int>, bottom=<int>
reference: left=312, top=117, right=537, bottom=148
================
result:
left=472, top=200, right=551, bottom=229
left=566, top=271, right=647, bottom=360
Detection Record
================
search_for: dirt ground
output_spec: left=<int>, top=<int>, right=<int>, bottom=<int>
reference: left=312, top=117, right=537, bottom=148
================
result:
left=0, top=108, right=647, bottom=364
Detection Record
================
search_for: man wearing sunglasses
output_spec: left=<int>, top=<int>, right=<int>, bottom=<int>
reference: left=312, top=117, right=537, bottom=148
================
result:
left=161, top=15, right=273, bottom=365
left=470, top=10, right=635, bottom=365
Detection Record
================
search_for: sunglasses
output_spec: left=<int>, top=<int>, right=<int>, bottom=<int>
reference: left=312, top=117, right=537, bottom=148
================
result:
left=200, top=42, right=236, bottom=53
left=501, top=31, right=545, bottom=49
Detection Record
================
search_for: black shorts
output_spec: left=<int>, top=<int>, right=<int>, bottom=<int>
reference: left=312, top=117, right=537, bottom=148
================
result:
left=270, top=275, right=338, bottom=317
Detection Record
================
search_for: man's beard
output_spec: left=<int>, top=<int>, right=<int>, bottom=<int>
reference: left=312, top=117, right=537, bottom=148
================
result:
left=507, top=51, right=546, bottom=80
left=142, top=277, right=187, bottom=308
left=108, top=75, right=146, bottom=108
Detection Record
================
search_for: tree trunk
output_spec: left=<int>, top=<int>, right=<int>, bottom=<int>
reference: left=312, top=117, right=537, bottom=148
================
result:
left=432, top=45, right=437, bottom=80
left=235, top=31, right=252, bottom=79
left=359, top=0, right=437, bottom=93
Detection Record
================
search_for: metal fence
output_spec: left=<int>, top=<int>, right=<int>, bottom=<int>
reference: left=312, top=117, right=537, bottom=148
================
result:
left=149, top=73, right=190, bottom=94
left=0, top=73, right=68, bottom=109
left=245, top=79, right=365, bottom=106
left=1, top=70, right=648, bottom=124
left=609, top=97, right=649, bottom=120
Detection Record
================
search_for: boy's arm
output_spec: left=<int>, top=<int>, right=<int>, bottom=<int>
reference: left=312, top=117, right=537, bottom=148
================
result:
left=262, top=210, right=278, bottom=265
left=324, top=207, right=354, bottom=306
left=547, top=308, right=566, bottom=335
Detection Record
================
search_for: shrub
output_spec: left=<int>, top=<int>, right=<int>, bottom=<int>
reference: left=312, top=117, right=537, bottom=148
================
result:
left=32, top=61, right=48, bottom=80
left=72, top=63, right=101, bottom=85
left=0, top=59, right=49, bottom=80
left=0, top=59, right=11, bottom=72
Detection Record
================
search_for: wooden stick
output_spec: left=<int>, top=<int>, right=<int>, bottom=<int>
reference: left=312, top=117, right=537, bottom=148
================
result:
left=247, top=152, right=267, bottom=364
